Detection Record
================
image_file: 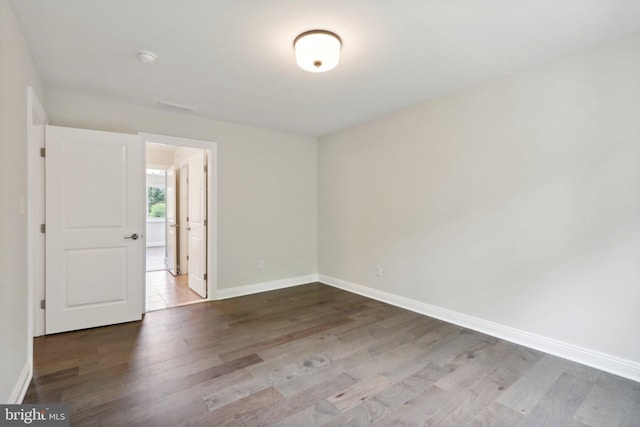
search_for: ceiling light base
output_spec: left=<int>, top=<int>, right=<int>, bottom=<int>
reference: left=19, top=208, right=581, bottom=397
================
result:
left=294, top=30, right=341, bottom=73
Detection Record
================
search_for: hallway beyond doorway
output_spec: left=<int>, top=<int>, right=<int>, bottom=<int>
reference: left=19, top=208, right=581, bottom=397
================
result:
left=146, top=270, right=202, bottom=311
left=146, top=246, right=166, bottom=271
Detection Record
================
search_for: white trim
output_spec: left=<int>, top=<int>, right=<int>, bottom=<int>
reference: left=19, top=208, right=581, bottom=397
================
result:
left=215, top=274, right=319, bottom=300
left=139, top=133, right=218, bottom=304
left=27, top=87, right=48, bottom=339
left=318, top=274, right=640, bottom=382
left=9, top=362, right=32, bottom=404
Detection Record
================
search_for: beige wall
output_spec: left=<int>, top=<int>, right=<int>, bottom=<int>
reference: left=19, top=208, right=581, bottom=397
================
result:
left=318, top=33, right=640, bottom=363
left=45, top=89, right=318, bottom=290
left=0, top=0, right=44, bottom=402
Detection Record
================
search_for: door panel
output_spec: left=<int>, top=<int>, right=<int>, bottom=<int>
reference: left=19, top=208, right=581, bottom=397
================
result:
left=65, top=247, right=127, bottom=306
left=166, top=166, right=177, bottom=275
left=45, top=125, right=144, bottom=334
left=188, top=152, right=207, bottom=298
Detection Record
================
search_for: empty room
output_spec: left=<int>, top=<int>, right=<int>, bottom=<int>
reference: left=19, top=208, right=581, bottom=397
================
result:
left=1, top=0, right=639, bottom=425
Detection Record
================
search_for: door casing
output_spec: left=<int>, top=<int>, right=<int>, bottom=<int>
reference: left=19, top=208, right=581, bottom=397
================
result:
left=140, top=133, right=218, bottom=303
left=27, top=87, right=48, bottom=341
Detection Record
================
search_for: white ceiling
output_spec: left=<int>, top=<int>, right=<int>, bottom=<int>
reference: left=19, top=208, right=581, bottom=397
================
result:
left=10, top=0, right=640, bottom=137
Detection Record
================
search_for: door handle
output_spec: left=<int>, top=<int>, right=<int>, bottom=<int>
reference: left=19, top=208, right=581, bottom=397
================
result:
left=124, top=233, right=143, bottom=240
left=186, top=227, right=191, bottom=231
left=169, top=224, right=179, bottom=227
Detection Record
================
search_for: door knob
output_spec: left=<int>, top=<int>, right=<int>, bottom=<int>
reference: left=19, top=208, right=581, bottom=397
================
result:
left=124, top=233, right=142, bottom=240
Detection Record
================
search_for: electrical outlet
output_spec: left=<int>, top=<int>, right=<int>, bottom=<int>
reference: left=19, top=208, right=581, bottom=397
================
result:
left=258, top=260, right=265, bottom=270
left=375, top=265, right=383, bottom=277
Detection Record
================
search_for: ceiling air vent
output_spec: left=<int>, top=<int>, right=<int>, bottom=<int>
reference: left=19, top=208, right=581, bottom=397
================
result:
left=156, top=101, right=197, bottom=114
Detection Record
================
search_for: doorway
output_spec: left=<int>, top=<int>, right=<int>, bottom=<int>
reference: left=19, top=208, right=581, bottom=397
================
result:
left=145, top=142, right=209, bottom=311
left=28, top=114, right=218, bottom=335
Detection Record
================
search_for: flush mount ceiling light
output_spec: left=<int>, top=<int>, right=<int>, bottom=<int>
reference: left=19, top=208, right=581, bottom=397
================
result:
left=293, top=30, right=342, bottom=73
left=137, top=50, right=157, bottom=64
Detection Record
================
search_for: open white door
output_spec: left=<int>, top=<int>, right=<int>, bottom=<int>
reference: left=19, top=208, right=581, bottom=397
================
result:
left=178, top=165, right=189, bottom=274
left=45, top=126, right=145, bottom=334
left=165, top=166, right=178, bottom=275
left=187, top=152, right=207, bottom=298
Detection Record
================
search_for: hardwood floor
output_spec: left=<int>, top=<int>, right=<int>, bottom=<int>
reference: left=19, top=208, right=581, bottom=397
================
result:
left=25, top=283, right=639, bottom=426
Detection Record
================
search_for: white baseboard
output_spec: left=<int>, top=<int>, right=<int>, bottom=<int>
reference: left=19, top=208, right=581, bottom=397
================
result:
left=319, top=274, right=640, bottom=383
left=9, top=361, right=32, bottom=404
left=215, top=274, right=319, bottom=300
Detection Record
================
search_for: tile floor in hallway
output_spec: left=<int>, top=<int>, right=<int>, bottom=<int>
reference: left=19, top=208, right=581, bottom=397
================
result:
left=146, top=270, right=203, bottom=311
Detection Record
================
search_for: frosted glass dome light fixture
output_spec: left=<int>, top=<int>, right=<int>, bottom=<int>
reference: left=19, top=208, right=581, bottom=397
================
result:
left=294, top=30, right=342, bottom=73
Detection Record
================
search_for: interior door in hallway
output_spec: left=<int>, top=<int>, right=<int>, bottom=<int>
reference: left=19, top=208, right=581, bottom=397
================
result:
left=165, top=166, right=177, bottom=275
left=187, top=151, right=207, bottom=298
left=45, top=125, right=145, bottom=334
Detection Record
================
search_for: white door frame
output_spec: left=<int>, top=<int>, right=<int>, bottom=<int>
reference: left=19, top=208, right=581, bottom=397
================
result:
left=139, top=133, right=218, bottom=301
left=27, top=87, right=48, bottom=342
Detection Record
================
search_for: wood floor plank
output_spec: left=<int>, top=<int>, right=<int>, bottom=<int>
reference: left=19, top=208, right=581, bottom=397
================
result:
left=249, top=335, right=339, bottom=377
left=423, top=389, right=492, bottom=426
left=321, top=399, right=389, bottom=426
left=189, top=386, right=283, bottom=427
left=618, top=382, right=640, bottom=427
left=344, top=343, right=424, bottom=381
left=218, top=317, right=353, bottom=362
left=374, top=364, right=450, bottom=409
left=326, top=374, right=393, bottom=412
left=373, top=385, right=453, bottom=426
left=573, top=381, right=629, bottom=427
left=62, top=347, right=224, bottom=403
left=468, top=401, right=525, bottom=427
left=515, top=373, right=592, bottom=427
left=241, top=373, right=355, bottom=426
left=415, top=328, right=490, bottom=371
left=25, top=363, right=128, bottom=404
left=269, top=399, right=339, bottom=427
left=273, top=346, right=372, bottom=397
left=496, top=354, right=566, bottom=415
left=24, top=283, right=640, bottom=426
left=70, top=353, right=263, bottom=425
left=202, top=353, right=331, bottom=412
left=98, top=369, right=252, bottom=427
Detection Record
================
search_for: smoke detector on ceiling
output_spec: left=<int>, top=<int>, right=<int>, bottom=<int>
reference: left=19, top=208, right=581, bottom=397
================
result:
left=137, top=50, right=157, bottom=64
